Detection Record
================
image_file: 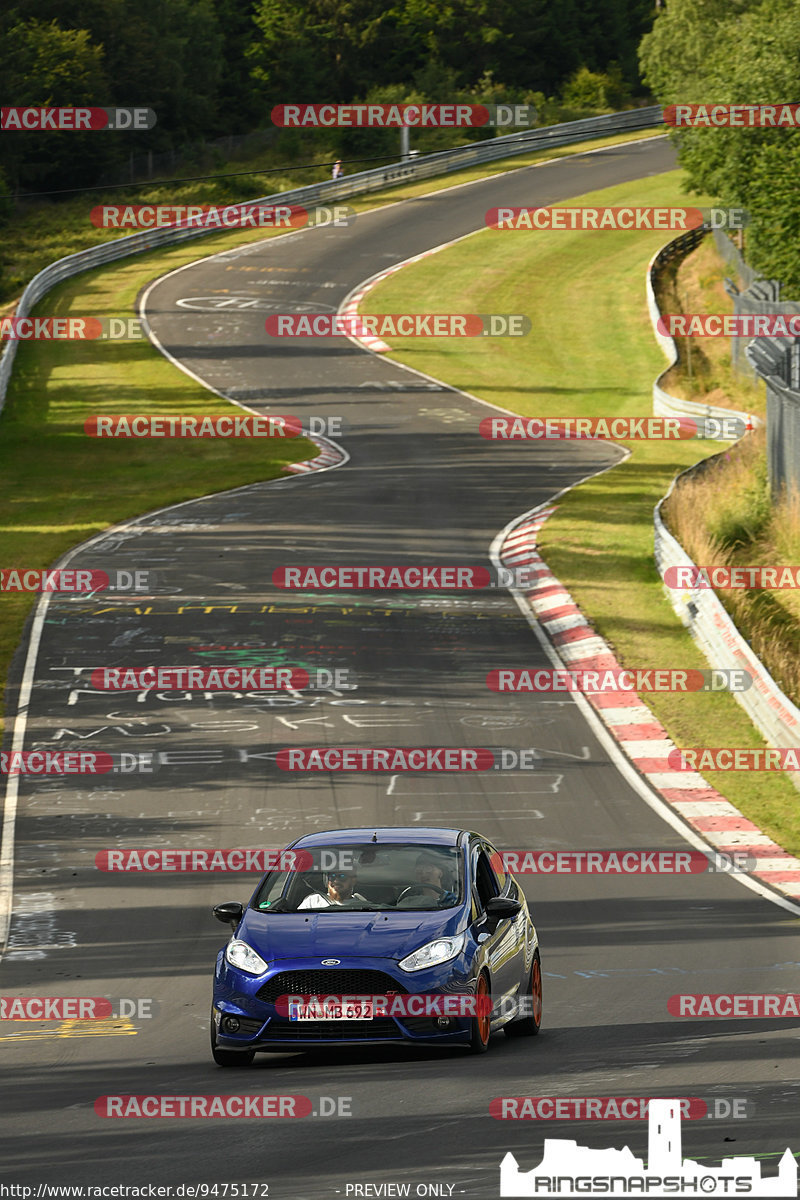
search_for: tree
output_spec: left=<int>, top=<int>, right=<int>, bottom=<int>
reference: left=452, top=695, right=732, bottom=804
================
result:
left=639, top=0, right=800, bottom=296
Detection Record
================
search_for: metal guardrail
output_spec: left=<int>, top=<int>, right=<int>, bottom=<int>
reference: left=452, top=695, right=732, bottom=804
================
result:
left=647, top=226, right=760, bottom=433
left=648, top=231, right=800, bottom=775
left=746, top=335, right=800, bottom=499
left=654, top=481, right=800, bottom=763
left=0, top=105, right=663, bottom=417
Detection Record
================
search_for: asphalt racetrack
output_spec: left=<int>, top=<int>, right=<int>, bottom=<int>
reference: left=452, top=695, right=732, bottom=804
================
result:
left=2, top=136, right=799, bottom=1197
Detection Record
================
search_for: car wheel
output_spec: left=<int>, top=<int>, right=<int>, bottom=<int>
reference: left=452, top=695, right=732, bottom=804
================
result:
left=469, top=971, right=492, bottom=1054
left=211, top=1014, right=255, bottom=1068
left=504, top=950, right=542, bottom=1038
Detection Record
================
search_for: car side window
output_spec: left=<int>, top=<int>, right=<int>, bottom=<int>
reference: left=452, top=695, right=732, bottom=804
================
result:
left=483, top=840, right=506, bottom=891
left=474, top=850, right=499, bottom=911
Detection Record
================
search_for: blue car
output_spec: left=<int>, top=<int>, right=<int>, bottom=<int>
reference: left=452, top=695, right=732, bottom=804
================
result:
left=210, top=826, right=541, bottom=1065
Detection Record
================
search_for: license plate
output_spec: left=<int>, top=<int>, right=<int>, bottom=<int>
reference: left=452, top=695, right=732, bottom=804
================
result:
left=288, top=1001, right=375, bottom=1021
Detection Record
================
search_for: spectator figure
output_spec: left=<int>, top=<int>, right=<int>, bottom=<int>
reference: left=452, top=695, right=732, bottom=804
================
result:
left=332, top=159, right=344, bottom=180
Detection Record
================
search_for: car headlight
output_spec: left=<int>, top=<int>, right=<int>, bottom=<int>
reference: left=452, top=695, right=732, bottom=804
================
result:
left=398, top=933, right=466, bottom=973
left=225, top=939, right=268, bottom=975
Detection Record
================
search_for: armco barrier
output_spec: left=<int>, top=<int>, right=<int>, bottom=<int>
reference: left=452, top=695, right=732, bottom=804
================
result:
left=648, top=233, right=800, bottom=780
left=0, top=105, right=662, bottom=418
left=647, top=226, right=760, bottom=434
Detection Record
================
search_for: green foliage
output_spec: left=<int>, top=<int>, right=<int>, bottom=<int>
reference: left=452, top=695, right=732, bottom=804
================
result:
left=639, top=0, right=800, bottom=297
left=561, top=65, right=631, bottom=111
left=0, top=0, right=657, bottom=203
left=705, top=451, right=771, bottom=549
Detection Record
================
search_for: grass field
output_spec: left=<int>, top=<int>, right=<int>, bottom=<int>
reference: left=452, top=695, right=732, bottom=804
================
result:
left=362, top=169, right=800, bottom=857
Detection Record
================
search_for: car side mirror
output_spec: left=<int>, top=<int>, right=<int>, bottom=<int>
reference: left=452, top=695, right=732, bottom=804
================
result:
left=213, top=901, right=243, bottom=929
left=485, top=896, right=521, bottom=925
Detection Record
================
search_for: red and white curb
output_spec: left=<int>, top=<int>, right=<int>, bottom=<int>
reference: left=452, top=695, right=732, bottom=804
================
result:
left=284, top=433, right=347, bottom=474
left=339, top=286, right=391, bottom=353
left=500, top=507, right=800, bottom=902
left=338, top=244, right=450, bottom=355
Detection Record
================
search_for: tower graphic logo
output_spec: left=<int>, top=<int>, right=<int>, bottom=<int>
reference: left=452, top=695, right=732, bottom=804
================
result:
left=500, top=1098, right=797, bottom=1197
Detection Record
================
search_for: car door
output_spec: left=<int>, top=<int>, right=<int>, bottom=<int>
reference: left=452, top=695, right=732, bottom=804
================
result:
left=469, top=840, right=522, bottom=1003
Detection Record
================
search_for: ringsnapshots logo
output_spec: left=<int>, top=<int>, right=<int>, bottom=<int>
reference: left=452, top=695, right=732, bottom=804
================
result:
left=498, top=1099, right=797, bottom=1197
left=664, top=103, right=800, bottom=127
left=480, top=415, right=748, bottom=440
left=487, top=668, right=753, bottom=694
left=1, top=107, right=156, bottom=131
left=265, top=314, right=530, bottom=337
left=271, top=103, right=536, bottom=128
left=90, top=203, right=355, bottom=230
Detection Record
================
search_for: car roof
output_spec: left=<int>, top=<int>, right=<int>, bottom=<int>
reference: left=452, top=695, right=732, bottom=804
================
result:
left=287, top=826, right=466, bottom=850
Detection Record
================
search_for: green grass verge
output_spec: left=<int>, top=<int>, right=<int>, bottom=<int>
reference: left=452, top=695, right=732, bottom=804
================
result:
left=363, top=168, right=800, bottom=858
left=0, top=225, right=322, bottom=736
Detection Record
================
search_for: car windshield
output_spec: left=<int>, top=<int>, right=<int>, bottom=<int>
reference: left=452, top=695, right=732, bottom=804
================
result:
left=252, top=843, right=463, bottom=913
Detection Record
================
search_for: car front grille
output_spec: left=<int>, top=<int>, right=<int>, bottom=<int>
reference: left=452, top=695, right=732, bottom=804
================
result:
left=256, top=969, right=406, bottom=1005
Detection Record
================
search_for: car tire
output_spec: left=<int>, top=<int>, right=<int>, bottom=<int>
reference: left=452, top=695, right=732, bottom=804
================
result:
left=504, top=950, right=542, bottom=1038
left=469, top=971, right=492, bottom=1054
left=211, top=1014, right=256, bottom=1067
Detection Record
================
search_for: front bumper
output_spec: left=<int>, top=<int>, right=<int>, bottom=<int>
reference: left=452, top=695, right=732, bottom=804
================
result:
left=212, top=953, right=477, bottom=1049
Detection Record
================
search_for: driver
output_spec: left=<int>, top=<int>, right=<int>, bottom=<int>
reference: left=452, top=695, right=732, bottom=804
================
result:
left=414, top=853, right=446, bottom=896
left=298, top=868, right=368, bottom=909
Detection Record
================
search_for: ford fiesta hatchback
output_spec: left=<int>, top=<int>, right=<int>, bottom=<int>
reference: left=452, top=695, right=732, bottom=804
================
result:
left=210, top=826, right=541, bottom=1065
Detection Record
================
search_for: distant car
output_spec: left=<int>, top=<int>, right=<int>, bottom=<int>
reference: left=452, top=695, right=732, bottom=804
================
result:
left=210, top=826, right=541, bottom=1065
